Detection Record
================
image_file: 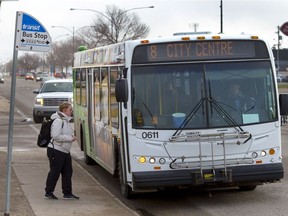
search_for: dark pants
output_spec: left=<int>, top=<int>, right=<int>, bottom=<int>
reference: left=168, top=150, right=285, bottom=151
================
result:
left=45, top=147, right=73, bottom=195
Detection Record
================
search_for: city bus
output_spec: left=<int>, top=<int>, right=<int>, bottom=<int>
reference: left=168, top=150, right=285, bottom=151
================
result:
left=72, top=33, right=288, bottom=198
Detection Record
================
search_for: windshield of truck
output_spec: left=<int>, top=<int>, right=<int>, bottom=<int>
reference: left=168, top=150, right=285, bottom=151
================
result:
left=41, top=82, right=73, bottom=93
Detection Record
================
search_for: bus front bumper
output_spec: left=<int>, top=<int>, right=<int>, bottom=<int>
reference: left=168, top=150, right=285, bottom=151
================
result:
left=132, top=163, right=283, bottom=189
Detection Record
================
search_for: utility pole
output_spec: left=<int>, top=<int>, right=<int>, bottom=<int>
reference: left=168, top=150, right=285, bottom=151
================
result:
left=220, top=0, right=223, bottom=33
left=276, top=26, right=282, bottom=72
left=189, top=23, right=199, bottom=32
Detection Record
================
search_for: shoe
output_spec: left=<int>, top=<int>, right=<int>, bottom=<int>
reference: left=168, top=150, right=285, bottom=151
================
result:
left=44, top=193, right=58, bottom=200
left=63, top=193, right=79, bottom=200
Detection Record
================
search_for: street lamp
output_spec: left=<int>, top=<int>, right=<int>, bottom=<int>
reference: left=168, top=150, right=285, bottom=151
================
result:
left=51, top=25, right=94, bottom=68
left=70, top=6, right=154, bottom=42
left=52, top=25, right=75, bottom=47
left=70, top=6, right=154, bottom=20
left=121, top=6, right=154, bottom=14
left=52, top=25, right=94, bottom=47
left=70, top=8, right=113, bottom=34
left=51, top=26, right=76, bottom=73
left=54, top=33, right=70, bottom=41
left=70, top=8, right=111, bottom=21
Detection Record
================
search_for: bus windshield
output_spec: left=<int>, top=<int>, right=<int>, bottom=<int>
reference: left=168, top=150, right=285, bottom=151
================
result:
left=131, top=61, right=277, bottom=129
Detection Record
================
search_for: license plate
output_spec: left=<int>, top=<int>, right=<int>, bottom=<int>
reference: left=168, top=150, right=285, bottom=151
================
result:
left=204, top=173, right=214, bottom=180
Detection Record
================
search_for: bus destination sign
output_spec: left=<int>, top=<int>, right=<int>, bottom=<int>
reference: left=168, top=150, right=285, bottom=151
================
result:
left=132, top=40, right=268, bottom=64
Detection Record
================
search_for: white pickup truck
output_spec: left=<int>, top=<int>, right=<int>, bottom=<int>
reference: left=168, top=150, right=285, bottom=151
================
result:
left=32, top=79, right=73, bottom=123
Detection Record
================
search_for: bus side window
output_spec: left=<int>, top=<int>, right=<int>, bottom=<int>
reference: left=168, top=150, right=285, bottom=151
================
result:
left=75, top=69, right=81, bottom=105
left=94, top=68, right=101, bottom=121
left=100, top=68, right=109, bottom=123
left=110, top=67, right=119, bottom=127
left=81, top=69, right=86, bottom=106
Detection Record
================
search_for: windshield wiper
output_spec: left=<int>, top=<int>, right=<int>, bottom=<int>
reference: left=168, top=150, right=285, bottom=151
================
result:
left=171, top=80, right=206, bottom=138
left=170, top=96, right=252, bottom=143
left=170, top=80, right=252, bottom=144
left=208, top=97, right=243, bottom=131
left=142, top=102, right=157, bottom=128
left=170, top=97, right=205, bottom=138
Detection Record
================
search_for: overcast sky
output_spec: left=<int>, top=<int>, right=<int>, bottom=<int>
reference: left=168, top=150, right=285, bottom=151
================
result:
left=0, top=0, right=287, bottom=63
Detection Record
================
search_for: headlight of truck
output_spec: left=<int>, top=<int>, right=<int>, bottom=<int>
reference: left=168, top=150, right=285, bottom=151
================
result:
left=35, top=97, right=44, bottom=105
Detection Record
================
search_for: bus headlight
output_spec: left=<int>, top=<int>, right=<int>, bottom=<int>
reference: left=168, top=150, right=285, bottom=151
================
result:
left=261, top=150, right=267, bottom=157
left=149, top=157, right=156, bottom=164
left=136, top=156, right=167, bottom=165
left=139, top=156, right=146, bottom=163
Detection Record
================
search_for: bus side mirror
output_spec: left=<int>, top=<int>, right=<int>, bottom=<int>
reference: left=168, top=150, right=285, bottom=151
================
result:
left=115, top=79, right=128, bottom=103
left=279, top=94, right=288, bottom=115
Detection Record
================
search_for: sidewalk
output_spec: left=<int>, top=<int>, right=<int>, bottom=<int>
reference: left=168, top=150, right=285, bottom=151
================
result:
left=0, top=97, right=139, bottom=216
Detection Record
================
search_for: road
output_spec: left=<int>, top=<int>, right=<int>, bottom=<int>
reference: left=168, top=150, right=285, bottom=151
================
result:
left=1, top=76, right=288, bottom=216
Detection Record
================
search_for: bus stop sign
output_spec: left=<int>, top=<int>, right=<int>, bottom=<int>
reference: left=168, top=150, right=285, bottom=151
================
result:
left=280, top=22, right=288, bottom=36
left=15, top=11, right=52, bottom=52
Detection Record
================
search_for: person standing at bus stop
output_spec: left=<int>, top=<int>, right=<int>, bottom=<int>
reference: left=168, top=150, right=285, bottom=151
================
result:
left=44, top=102, right=79, bottom=200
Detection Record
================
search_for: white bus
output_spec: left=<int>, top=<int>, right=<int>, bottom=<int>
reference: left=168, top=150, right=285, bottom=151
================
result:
left=73, top=33, right=288, bottom=198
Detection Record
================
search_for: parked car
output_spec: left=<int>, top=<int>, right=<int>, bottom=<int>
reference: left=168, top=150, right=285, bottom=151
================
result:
left=0, top=75, right=4, bottom=84
left=282, top=75, right=288, bottom=82
left=32, top=79, right=73, bottom=123
left=277, top=75, right=283, bottom=83
left=54, top=72, right=66, bottom=78
left=25, top=73, right=34, bottom=81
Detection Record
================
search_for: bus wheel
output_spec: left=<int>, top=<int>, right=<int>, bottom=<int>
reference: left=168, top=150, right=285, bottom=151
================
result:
left=118, top=158, right=133, bottom=199
left=113, top=138, right=119, bottom=178
left=239, top=185, right=257, bottom=191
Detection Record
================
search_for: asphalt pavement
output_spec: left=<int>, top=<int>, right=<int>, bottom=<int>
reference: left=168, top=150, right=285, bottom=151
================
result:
left=0, top=96, right=139, bottom=216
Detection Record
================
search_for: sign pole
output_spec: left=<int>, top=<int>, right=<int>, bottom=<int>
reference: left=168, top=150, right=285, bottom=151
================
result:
left=5, top=11, right=51, bottom=215
left=4, top=11, right=19, bottom=216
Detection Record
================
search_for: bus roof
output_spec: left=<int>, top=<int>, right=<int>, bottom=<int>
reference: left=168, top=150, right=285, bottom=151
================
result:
left=73, top=33, right=269, bottom=67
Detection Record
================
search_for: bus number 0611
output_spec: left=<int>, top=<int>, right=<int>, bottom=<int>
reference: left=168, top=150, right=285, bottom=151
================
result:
left=141, top=132, right=159, bottom=139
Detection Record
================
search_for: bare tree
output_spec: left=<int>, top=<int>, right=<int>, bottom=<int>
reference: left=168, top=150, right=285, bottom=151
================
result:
left=79, top=5, right=150, bottom=47
left=53, top=40, right=72, bottom=72
left=18, top=53, right=41, bottom=74
left=5, top=59, right=13, bottom=75
left=46, top=37, right=83, bottom=74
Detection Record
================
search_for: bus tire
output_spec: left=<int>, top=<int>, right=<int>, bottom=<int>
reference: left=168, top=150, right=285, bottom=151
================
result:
left=113, top=138, right=119, bottom=178
left=239, top=185, right=257, bottom=191
left=118, top=154, right=133, bottom=199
